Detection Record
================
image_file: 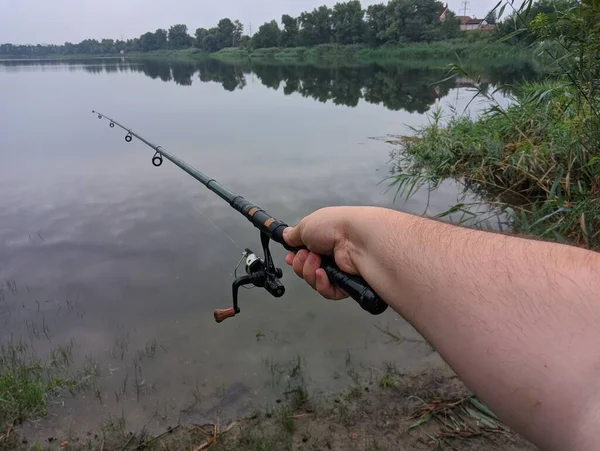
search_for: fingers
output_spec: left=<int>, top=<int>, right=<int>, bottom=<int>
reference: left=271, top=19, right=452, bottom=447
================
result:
left=285, top=252, right=348, bottom=301
left=302, top=252, right=321, bottom=289
left=283, top=226, right=304, bottom=248
left=315, top=268, right=344, bottom=300
left=291, top=250, right=309, bottom=279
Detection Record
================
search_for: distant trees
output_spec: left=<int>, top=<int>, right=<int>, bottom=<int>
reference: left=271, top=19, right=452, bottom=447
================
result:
left=281, top=15, right=300, bottom=47
left=140, top=29, right=167, bottom=51
left=168, top=24, right=193, bottom=49
left=332, top=0, right=365, bottom=44
left=299, top=6, right=334, bottom=46
left=3, top=0, right=503, bottom=57
left=252, top=21, right=281, bottom=49
left=194, top=18, right=244, bottom=51
left=365, top=4, right=388, bottom=46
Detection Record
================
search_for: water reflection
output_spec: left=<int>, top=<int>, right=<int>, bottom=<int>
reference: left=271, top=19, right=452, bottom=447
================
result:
left=1, top=57, right=539, bottom=113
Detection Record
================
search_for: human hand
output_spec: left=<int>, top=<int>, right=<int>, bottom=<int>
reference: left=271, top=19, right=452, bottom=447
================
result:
left=283, top=207, right=365, bottom=300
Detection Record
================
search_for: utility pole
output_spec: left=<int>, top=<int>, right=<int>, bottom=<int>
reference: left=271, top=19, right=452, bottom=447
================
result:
left=461, top=0, right=471, bottom=17
left=248, top=22, right=253, bottom=37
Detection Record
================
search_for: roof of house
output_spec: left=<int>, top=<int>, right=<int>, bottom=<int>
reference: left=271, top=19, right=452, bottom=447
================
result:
left=438, top=3, right=449, bottom=16
left=456, top=15, right=472, bottom=24
left=465, top=18, right=484, bottom=25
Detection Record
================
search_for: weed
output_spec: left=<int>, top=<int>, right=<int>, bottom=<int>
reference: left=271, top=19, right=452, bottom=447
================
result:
left=347, top=386, right=363, bottom=399
left=0, top=340, right=72, bottom=428
left=392, top=1, right=600, bottom=249
left=379, top=362, right=400, bottom=390
left=237, top=428, right=278, bottom=451
left=280, top=408, right=296, bottom=435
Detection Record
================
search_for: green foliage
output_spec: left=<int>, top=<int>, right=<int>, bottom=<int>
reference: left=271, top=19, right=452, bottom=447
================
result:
left=140, top=29, right=167, bottom=52
left=365, top=3, right=388, bottom=46
left=299, top=5, right=334, bottom=46
left=0, top=340, right=72, bottom=428
left=384, top=0, right=450, bottom=43
left=0, top=0, right=468, bottom=57
left=496, top=0, right=579, bottom=44
left=281, top=15, right=299, bottom=47
left=332, top=0, right=366, bottom=45
left=252, top=21, right=281, bottom=49
left=396, top=73, right=600, bottom=246
left=168, top=24, right=193, bottom=49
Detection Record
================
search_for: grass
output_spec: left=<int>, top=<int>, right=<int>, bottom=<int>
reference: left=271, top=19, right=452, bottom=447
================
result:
left=127, top=48, right=210, bottom=60
left=389, top=0, right=600, bottom=249
left=212, top=38, right=542, bottom=68
left=0, top=341, right=73, bottom=428
left=393, top=80, right=600, bottom=248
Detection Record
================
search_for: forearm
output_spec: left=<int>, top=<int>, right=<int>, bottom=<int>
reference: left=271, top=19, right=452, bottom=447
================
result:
left=346, top=207, right=600, bottom=450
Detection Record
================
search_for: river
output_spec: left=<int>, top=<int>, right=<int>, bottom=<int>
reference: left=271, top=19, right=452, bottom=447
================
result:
left=0, top=57, right=530, bottom=438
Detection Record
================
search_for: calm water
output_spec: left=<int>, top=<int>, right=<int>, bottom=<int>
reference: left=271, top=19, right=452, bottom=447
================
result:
left=0, top=58, right=525, bottom=436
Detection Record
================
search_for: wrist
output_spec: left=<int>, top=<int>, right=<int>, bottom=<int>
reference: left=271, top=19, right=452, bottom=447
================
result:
left=344, top=207, right=409, bottom=272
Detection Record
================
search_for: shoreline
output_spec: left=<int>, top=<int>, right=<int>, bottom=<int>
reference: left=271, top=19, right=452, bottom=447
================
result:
left=1, top=40, right=537, bottom=68
left=3, top=365, right=535, bottom=451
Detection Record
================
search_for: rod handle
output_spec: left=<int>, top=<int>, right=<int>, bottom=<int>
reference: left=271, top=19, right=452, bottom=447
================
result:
left=214, top=308, right=237, bottom=323
left=271, top=226, right=389, bottom=316
left=320, top=256, right=389, bottom=315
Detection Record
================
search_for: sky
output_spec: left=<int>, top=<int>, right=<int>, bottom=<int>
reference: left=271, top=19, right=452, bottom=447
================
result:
left=0, top=0, right=503, bottom=45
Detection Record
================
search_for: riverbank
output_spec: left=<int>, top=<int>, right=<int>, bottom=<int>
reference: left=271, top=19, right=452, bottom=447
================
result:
left=394, top=79, right=600, bottom=248
left=2, top=38, right=540, bottom=69
left=214, top=39, right=533, bottom=65
left=2, top=363, right=534, bottom=450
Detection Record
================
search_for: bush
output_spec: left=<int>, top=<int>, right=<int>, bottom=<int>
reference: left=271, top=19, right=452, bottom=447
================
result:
left=395, top=81, right=600, bottom=247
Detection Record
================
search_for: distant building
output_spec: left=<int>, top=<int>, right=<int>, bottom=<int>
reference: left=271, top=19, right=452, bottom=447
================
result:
left=457, top=16, right=495, bottom=31
left=440, top=4, right=496, bottom=31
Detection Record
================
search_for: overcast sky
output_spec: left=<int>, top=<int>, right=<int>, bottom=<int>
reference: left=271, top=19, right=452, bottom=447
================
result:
left=1, top=0, right=503, bottom=45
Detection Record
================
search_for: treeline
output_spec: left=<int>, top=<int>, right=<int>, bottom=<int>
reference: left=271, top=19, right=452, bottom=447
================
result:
left=1, top=0, right=465, bottom=57
left=1, top=0, right=561, bottom=58
left=247, top=0, right=461, bottom=50
left=0, top=25, right=195, bottom=57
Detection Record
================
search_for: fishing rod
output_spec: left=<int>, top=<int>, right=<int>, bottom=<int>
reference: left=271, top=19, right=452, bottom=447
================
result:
left=92, top=110, right=388, bottom=322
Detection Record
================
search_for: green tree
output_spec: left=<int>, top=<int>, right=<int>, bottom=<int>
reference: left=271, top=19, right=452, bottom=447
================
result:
left=438, top=11, right=460, bottom=39
left=365, top=3, right=388, bottom=46
left=281, top=14, right=299, bottom=47
left=252, top=20, right=281, bottom=48
left=299, top=6, right=333, bottom=46
left=154, top=29, right=168, bottom=49
left=202, top=33, right=221, bottom=52
left=332, top=1, right=366, bottom=45
left=195, top=28, right=209, bottom=48
left=233, top=20, right=244, bottom=46
left=384, top=0, right=444, bottom=43
left=140, top=32, right=156, bottom=51
left=216, top=18, right=236, bottom=48
left=100, top=39, right=114, bottom=53
left=168, top=24, right=193, bottom=49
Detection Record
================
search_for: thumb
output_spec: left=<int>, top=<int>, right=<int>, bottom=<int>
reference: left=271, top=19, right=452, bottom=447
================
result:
left=283, top=226, right=304, bottom=248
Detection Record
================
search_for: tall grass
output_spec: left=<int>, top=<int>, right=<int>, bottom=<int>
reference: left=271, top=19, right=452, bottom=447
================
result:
left=392, top=0, right=600, bottom=248
left=0, top=340, right=80, bottom=429
left=213, top=39, right=540, bottom=67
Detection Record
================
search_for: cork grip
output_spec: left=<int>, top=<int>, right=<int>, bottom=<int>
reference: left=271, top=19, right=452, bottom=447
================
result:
left=214, top=308, right=236, bottom=323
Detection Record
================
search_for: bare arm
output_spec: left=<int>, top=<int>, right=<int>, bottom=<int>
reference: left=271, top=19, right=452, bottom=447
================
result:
left=283, top=206, right=600, bottom=450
